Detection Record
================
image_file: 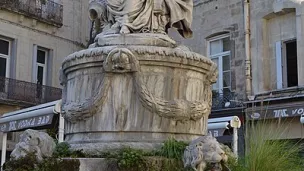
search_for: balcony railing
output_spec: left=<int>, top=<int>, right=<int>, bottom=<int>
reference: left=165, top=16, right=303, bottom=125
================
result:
left=212, top=91, right=244, bottom=110
left=0, top=77, right=62, bottom=105
left=0, top=0, right=63, bottom=27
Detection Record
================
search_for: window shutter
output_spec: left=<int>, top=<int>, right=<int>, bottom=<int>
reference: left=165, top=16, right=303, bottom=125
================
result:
left=32, top=44, right=38, bottom=83
left=275, top=41, right=283, bottom=89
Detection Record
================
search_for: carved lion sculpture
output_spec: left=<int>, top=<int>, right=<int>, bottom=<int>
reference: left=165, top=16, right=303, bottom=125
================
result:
left=10, top=129, right=56, bottom=161
left=183, top=135, right=228, bottom=171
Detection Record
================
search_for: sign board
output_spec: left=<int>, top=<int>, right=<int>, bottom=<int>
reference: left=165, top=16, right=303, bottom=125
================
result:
left=208, top=129, right=226, bottom=137
left=0, top=114, right=54, bottom=132
left=247, top=104, right=304, bottom=120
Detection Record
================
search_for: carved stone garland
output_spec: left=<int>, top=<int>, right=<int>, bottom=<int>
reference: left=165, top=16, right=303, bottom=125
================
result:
left=60, top=71, right=111, bottom=123
left=61, top=48, right=215, bottom=123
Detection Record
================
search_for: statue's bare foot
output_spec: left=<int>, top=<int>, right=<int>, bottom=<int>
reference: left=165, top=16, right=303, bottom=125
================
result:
left=120, top=25, right=130, bottom=34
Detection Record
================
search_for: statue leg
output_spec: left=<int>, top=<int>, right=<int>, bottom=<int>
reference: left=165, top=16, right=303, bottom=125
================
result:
left=120, top=25, right=130, bottom=34
left=120, top=15, right=131, bottom=34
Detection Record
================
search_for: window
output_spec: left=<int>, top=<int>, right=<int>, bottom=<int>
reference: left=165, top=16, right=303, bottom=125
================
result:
left=208, top=35, right=231, bottom=95
left=0, top=38, right=10, bottom=78
left=34, top=46, right=49, bottom=99
left=0, top=38, right=10, bottom=93
left=7, top=132, right=13, bottom=141
left=275, top=39, right=298, bottom=89
left=36, top=48, right=48, bottom=85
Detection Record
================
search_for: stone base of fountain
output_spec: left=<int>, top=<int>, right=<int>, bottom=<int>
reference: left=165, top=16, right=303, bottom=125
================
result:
left=60, top=34, right=217, bottom=153
left=62, top=158, right=112, bottom=171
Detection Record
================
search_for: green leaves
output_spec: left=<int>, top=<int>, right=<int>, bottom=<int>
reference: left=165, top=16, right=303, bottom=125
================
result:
left=230, top=121, right=304, bottom=171
left=53, top=142, right=86, bottom=158
left=154, top=138, right=188, bottom=160
left=4, top=153, right=80, bottom=171
left=4, top=139, right=192, bottom=171
left=116, top=148, right=145, bottom=170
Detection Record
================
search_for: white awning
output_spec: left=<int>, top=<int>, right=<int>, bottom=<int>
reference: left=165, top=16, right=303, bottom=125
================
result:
left=208, top=116, right=241, bottom=130
left=0, top=100, right=61, bottom=132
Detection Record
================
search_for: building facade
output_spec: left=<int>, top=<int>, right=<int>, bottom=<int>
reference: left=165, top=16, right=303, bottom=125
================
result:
left=247, top=0, right=304, bottom=140
left=0, top=0, right=89, bottom=151
left=170, top=0, right=304, bottom=154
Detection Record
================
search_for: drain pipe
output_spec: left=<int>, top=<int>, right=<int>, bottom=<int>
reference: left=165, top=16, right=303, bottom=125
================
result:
left=244, top=0, right=252, bottom=98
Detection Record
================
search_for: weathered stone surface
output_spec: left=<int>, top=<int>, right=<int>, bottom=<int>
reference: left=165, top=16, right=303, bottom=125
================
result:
left=76, top=158, right=118, bottom=171
left=95, top=33, right=177, bottom=47
left=89, top=0, right=193, bottom=38
left=183, top=135, right=228, bottom=171
left=60, top=33, right=217, bottom=153
left=64, top=157, right=180, bottom=171
left=10, top=129, right=56, bottom=161
left=60, top=0, right=218, bottom=153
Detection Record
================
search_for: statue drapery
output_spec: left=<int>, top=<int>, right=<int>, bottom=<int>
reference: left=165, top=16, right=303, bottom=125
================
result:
left=89, top=0, right=193, bottom=38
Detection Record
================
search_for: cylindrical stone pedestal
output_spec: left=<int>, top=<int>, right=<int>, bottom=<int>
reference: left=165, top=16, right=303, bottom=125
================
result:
left=60, top=34, right=217, bottom=153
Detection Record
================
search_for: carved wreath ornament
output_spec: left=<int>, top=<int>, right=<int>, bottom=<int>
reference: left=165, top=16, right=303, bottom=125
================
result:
left=61, top=48, right=214, bottom=123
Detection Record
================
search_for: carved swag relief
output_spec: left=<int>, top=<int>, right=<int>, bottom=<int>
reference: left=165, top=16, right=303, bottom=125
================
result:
left=60, top=0, right=218, bottom=123
left=60, top=48, right=217, bottom=123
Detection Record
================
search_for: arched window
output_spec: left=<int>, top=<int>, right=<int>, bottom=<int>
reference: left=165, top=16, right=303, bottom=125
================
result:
left=207, top=34, right=231, bottom=95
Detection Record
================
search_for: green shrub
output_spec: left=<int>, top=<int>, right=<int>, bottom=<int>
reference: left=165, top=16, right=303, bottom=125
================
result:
left=4, top=152, right=80, bottom=171
left=116, top=147, right=145, bottom=171
left=4, top=152, right=37, bottom=171
left=154, top=138, right=188, bottom=160
left=230, top=120, right=303, bottom=171
left=35, top=157, right=80, bottom=171
left=53, top=142, right=86, bottom=158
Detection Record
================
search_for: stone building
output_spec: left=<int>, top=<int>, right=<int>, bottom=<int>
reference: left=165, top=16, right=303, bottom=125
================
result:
left=0, top=0, right=89, bottom=152
left=171, top=0, right=304, bottom=154
left=246, top=0, right=304, bottom=142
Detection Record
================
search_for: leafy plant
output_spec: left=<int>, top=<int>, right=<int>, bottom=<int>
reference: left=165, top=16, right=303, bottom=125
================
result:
left=116, top=147, right=145, bottom=171
left=53, top=142, right=86, bottom=158
left=35, top=158, right=80, bottom=171
left=4, top=152, right=37, bottom=171
left=3, top=152, right=80, bottom=171
left=155, top=138, right=188, bottom=160
left=230, top=120, right=303, bottom=171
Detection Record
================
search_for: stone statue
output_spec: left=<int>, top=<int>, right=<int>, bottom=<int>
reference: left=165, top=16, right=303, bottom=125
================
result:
left=183, top=135, right=229, bottom=171
left=10, top=129, right=56, bottom=161
left=60, top=0, right=217, bottom=153
left=89, top=0, right=193, bottom=38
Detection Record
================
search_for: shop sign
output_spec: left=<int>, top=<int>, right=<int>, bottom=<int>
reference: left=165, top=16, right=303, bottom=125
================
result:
left=208, top=129, right=226, bottom=137
left=248, top=105, right=304, bottom=120
left=0, top=114, right=54, bottom=132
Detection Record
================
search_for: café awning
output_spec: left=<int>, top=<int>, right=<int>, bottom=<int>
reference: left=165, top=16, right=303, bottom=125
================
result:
left=208, top=116, right=241, bottom=157
left=208, top=116, right=241, bottom=131
left=0, top=100, right=61, bottom=132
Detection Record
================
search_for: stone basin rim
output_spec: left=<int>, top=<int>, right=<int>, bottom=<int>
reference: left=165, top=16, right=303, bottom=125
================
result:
left=62, top=45, right=214, bottom=67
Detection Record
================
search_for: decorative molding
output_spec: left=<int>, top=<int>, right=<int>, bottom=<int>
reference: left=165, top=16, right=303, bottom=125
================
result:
left=104, top=48, right=139, bottom=73
left=60, top=71, right=110, bottom=123
left=133, top=72, right=210, bottom=121
left=63, top=46, right=213, bottom=66
left=61, top=47, right=217, bottom=123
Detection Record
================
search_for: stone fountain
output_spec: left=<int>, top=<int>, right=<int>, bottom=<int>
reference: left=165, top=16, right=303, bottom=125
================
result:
left=59, top=0, right=218, bottom=154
